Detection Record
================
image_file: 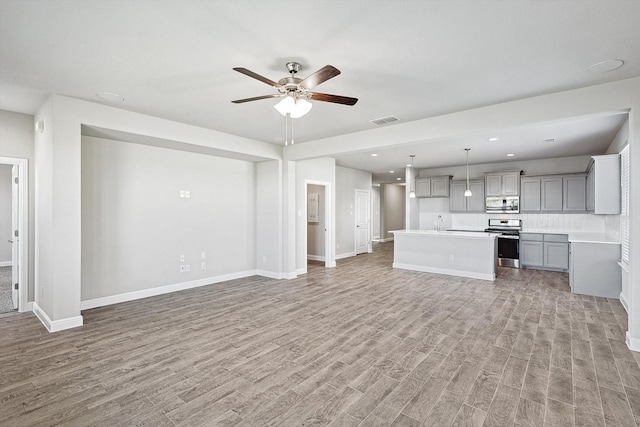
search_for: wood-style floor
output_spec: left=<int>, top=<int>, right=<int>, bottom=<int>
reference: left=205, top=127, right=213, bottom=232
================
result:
left=1, top=242, right=639, bottom=426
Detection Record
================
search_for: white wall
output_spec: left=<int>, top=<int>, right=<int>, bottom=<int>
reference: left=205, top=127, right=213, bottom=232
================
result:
left=0, top=110, right=35, bottom=300
left=0, top=164, right=11, bottom=264
left=418, top=155, right=592, bottom=182
left=381, top=184, right=406, bottom=240
left=256, top=160, right=282, bottom=277
left=335, top=166, right=372, bottom=258
left=81, top=135, right=256, bottom=301
left=307, top=184, right=325, bottom=259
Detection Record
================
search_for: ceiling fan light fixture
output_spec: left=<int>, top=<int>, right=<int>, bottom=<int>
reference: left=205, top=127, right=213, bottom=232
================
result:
left=274, top=95, right=312, bottom=118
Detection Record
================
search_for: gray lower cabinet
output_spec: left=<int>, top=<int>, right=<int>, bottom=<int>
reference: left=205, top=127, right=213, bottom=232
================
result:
left=570, top=242, right=621, bottom=298
left=520, top=233, right=569, bottom=271
left=449, top=180, right=485, bottom=212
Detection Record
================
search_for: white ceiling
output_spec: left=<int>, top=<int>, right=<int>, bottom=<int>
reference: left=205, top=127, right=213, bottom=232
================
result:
left=1, top=1, right=638, bottom=182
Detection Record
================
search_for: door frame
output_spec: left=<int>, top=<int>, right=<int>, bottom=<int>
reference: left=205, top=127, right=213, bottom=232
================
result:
left=0, top=156, right=29, bottom=312
left=354, top=189, right=372, bottom=254
left=304, top=180, right=334, bottom=269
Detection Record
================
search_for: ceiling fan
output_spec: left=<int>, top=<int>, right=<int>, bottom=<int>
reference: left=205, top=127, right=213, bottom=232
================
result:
left=231, top=62, right=358, bottom=116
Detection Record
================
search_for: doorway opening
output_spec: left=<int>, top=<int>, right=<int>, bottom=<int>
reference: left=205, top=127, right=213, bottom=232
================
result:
left=305, top=180, right=334, bottom=271
left=355, top=189, right=372, bottom=255
left=0, top=157, right=28, bottom=314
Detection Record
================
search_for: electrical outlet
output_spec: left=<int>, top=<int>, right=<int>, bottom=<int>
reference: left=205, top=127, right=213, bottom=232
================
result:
left=185, top=191, right=191, bottom=199
left=449, top=254, right=454, bottom=261
left=185, top=264, right=190, bottom=272
left=40, top=286, right=44, bottom=298
left=180, top=254, right=185, bottom=262
left=180, top=265, right=185, bottom=273
left=201, top=262, right=206, bottom=269
left=180, top=190, right=185, bottom=198
left=201, top=252, right=206, bottom=260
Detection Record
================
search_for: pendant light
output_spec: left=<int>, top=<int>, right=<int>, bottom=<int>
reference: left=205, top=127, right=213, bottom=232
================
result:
left=464, top=148, right=473, bottom=197
left=408, top=155, right=416, bottom=198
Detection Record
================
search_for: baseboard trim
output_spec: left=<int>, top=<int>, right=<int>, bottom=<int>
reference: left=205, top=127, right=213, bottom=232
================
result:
left=392, top=262, right=496, bottom=281
left=307, top=255, right=325, bottom=262
left=33, top=302, right=83, bottom=332
left=378, top=237, right=394, bottom=242
left=0, top=261, right=11, bottom=267
left=620, top=292, right=629, bottom=313
left=296, top=267, right=307, bottom=275
left=626, top=331, right=640, bottom=352
left=256, top=269, right=296, bottom=280
left=20, top=301, right=33, bottom=313
left=335, top=252, right=356, bottom=260
left=80, top=270, right=256, bottom=310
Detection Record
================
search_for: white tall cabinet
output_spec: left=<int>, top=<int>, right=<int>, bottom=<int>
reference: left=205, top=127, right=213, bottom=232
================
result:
left=586, top=154, right=621, bottom=214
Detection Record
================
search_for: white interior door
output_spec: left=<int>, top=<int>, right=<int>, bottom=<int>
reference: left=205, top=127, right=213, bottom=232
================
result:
left=355, top=190, right=371, bottom=254
left=11, top=165, right=19, bottom=309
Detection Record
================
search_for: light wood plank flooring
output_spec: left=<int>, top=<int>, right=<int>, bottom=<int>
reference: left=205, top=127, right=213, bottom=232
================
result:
left=1, top=242, right=639, bottom=426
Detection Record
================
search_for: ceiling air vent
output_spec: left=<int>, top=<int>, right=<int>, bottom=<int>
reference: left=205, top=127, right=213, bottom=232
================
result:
left=370, top=115, right=399, bottom=126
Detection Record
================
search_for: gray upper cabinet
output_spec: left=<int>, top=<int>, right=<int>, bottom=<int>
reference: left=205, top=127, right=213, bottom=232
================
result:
left=485, top=171, right=520, bottom=196
left=586, top=154, right=621, bottom=214
left=415, top=176, right=451, bottom=198
left=520, top=177, right=541, bottom=212
left=541, top=176, right=563, bottom=211
left=449, top=180, right=485, bottom=212
left=563, top=175, right=587, bottom=212
left=520, top=174, right=586, bottom=213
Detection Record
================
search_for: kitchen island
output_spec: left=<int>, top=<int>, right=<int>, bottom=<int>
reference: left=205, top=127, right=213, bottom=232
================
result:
left=391, top=230, right=499, bottom=281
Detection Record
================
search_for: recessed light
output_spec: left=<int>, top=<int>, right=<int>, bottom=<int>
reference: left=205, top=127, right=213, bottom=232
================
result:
left=543, top=138, right=555, bottom=143
left=96, top=92, right=124, bottom=103
left=587, top=59, right=624, bottom=73
left=371, top=153, right=378, bottom=157
left=406, top=163, right=412, bottom=167
left=389, top=170, right=395, bottom=173
left=396, top=177, right=402, bottom=181
left=506, top=153, right=515, bottom=157
left=488, top=137, right=498, bottom=142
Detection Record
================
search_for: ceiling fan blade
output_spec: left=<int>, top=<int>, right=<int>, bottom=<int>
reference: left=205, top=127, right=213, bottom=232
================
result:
left=233, top=67, right=280, bottom=87
left=231, top=94, right=282, bottom=104
left=310, top=92, right=358, bottom=106
left=299, top=65, right=341, bottom=89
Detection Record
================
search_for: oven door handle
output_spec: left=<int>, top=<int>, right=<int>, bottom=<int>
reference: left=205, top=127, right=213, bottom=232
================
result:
left=498, top=235, right=520, bottom=240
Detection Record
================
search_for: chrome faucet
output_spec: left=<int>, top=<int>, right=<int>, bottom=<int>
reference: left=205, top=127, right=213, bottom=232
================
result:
left=436, top=215, right=443, bottom=232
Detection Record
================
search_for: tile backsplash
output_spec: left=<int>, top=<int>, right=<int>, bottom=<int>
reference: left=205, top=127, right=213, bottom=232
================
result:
left=450, top=213, right=605, bottom=232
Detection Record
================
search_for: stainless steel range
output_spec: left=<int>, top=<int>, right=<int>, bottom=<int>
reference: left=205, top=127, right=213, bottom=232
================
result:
left=485, top=219, right=522, bottom=268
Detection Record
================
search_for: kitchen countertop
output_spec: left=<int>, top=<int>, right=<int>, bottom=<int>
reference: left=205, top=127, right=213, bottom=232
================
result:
left=391, top=229, right=499, bottom=239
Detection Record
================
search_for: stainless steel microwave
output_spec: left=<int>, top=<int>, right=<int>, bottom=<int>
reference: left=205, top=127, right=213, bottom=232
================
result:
left=486, top=196, right=520, bottom=213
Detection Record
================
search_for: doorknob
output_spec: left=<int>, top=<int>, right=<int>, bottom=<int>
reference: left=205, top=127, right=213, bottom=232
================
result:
left=8, top=240, right=13, bottom=244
